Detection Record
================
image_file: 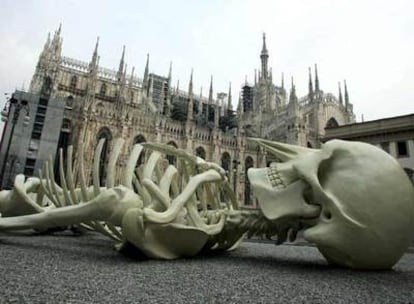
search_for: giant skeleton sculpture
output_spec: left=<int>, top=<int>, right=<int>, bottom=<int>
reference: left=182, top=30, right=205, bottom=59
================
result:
left=0, top=138, right=413, bottom=270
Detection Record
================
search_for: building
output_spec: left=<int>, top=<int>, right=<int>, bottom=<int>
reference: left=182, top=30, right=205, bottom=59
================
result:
left=323, top=114, right=414, bottom=183
left=0, top=25, right=355, bottom=206
left=239, top=34, right=355, bottom=150
left=0, top=90, right=66, bottom=188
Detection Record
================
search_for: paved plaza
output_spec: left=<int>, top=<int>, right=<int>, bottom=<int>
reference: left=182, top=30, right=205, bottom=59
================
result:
left=0, top=231, right=413, bottom=303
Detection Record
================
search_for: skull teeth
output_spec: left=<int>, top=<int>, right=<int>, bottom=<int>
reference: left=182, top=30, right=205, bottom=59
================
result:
left=267, top=164, right=286, bottom=189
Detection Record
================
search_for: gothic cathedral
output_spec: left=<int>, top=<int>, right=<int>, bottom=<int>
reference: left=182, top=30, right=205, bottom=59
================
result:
left=28, top=26, right=355, bottom=207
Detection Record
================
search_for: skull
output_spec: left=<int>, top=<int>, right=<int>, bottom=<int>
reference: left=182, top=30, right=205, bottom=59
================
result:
left=248, top=139, right=414, bottom=269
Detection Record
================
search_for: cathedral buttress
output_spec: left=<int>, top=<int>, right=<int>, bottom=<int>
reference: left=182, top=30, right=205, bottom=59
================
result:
left=29, top=24, right=62, bottom=97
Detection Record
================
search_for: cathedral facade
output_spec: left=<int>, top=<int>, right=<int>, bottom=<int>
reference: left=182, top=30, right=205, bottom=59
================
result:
left=23, top=26, right=355, bottom=207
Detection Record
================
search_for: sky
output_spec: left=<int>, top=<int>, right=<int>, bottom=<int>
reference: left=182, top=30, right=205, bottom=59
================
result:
left=0, top=0, right=413, bottom=124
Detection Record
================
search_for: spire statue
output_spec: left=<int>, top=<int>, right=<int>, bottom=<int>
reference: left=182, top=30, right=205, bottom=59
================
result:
left=308, top=67, right=314, bottom=99
left=187, top=69, right=194, bottom=122
left=314, top=64, right=320, bottom=92
left=260, top=33, right=269, bottom=80
left=338, top=82, right=343, bottom=105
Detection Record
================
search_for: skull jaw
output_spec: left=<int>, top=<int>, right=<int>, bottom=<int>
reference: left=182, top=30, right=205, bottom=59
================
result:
left=247, top=167, right=320, bottom=221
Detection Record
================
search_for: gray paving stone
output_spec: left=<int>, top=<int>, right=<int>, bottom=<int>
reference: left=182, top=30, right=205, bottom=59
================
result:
left=0, top=231, right=413, bottom=303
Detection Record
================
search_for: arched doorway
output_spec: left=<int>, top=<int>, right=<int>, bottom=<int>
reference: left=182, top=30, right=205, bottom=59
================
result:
left=96, top=127, right=112, bottom=185
left=195, top=146, right=206, bottom=160
left=133, top=134, right=146, bottom=165
left=325, top=117, right=339, bottom=129
left=166, top=141, right=178, bottom=165
left=221, top=152, right=231, bottom=176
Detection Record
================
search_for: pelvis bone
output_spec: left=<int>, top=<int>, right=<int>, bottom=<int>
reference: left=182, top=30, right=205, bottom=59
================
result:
left=248, top=138, right=414, bottom=269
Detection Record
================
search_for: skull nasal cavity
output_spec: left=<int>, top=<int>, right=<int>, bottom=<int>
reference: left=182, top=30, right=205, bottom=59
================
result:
left=317, top=158, right=334, bottom=188
left=323, top=209, right=332, bottom=220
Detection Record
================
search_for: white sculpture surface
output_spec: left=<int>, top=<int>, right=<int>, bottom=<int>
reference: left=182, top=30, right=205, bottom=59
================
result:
left=248, top=138, right=414, bottom=269
left=0, top=138, right=413, bottom=269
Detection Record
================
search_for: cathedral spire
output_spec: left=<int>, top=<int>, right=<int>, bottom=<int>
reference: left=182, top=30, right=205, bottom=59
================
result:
left=143, top=53, right=150, bottom=89
left=85, top=35, right=99, bottom=101
left=288, top=77, right=300, bottom=120
left=168, top=61, right=172, bottom=86
left=208, top=75, right=213, bottom=104
left=198, top=86, right=203, bottom=114
left=128, top=66, right=136, bottom=103
left=129, top=66, right=135, bottom=89
left=289, top=77, right=298, bottom=103
left=187, top=69, right=194, bottom=121
left=148, top=73, right=154, bottom=99
left=117, top=45, right=126, bottom=81
left=281, top=72, right=284, bottom=89
left=227, top=82, right=232, bottom=111
left=43, top=32, right=51, bottom=53
left=57, top=23, right=62, bottom=36
left=189, top=69, right=193, bottom=94
left=237, top=94, right=244, bottom=116
left=314, top=63, right=320, bottom=92
left=338, top=81, right=343, bottom=105
left=344, top=79, right=350, bottom=109
left=308, top=66, right=314, bottom=98
left=50, top=23, right=63, bottom=58
left=122, top=64, right=127, bottom=85
left=90, top=36, right=99, bottom=69
left=52, top=23, right=62, bottom=44
left=260, top=33, right=269, bottom=80
left=206, top=75, right=213, bottom=121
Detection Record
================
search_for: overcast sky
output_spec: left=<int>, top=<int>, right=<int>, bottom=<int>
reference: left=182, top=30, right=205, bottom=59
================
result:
left=0, top=0, right=413, bottom=123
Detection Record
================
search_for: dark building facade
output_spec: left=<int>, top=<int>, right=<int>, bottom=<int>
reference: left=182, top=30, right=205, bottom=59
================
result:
left=0, top=90, right=66, bottom=188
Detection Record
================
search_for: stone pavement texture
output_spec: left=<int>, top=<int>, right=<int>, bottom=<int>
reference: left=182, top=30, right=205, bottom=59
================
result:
left=0, top=231, right=413, bottom=304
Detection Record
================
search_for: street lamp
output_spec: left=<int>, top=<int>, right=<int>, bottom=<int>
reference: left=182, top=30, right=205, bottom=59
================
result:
left=232, top=158, right=240, bottom=193
left=0, top=94, right=30, bottom=188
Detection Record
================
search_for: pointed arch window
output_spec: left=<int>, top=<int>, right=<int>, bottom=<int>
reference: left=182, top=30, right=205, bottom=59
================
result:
left=70, top=75, right=78, bottom=89
left=66, top=96, right=74, bottom=108
left=100, top=83, right=107, bottom=95
left=41, top=76, right=53, bottom=97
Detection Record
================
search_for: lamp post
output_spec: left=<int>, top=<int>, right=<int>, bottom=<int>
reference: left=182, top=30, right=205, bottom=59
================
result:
left=0, top=94, right=30, bottom=188
left=232, top=159, right=240, bottom=194
left=232, top=127, right=241, bottom=199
